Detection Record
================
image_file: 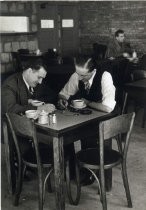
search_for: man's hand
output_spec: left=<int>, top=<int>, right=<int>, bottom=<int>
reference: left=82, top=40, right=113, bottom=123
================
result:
left=28, top=99, right=34, bottom=105
left=28, top=99, right=44, bottom=107
left=37, top=104, right=56, bottom=113
left=57, top=98, right=68, bottom=110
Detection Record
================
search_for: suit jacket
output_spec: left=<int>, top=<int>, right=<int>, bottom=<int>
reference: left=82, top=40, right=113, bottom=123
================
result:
left=1, top=72, right=38, bottom=115
left=105, top=38, right=132, bottom=58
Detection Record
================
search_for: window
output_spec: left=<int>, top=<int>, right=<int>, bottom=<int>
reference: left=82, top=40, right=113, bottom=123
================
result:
left=0, top=16, right=29, bottom=33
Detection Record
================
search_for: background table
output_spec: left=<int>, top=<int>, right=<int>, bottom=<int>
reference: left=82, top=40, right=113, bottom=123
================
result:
left=122, top=79, right=146, bottom=127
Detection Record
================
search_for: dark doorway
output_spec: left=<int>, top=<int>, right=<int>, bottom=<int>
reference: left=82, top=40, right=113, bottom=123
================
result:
left=37, top=2, right=79, bottom=56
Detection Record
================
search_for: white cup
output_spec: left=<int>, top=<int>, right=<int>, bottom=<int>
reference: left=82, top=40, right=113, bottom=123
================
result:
left=25, top=110, right=38, bottom=119
left=31, top=100, right=44, bottom=107
left=72, top=99, right=84, bottom=108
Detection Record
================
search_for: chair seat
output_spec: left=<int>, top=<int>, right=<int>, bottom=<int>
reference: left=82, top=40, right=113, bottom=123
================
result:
left=23, top=145, right=53, bottom=167
left=76, top=148, right=122, bottom=169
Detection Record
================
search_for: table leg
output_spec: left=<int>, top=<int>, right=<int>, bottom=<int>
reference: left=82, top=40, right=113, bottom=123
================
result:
left=122, top=92, right=128, bottom=114
left=53, top=136, right=65, bottom=210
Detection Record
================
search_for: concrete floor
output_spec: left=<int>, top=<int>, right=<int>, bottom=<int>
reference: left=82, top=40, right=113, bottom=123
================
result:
left=1, top=109, right=146, bottom=210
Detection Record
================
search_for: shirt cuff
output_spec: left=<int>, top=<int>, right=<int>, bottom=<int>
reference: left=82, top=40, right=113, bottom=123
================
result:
left=102, top=100, right=116, bottom=111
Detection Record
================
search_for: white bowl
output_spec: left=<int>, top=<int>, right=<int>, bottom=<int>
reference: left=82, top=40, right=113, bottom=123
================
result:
left=25, top=110, right=39, bottom=119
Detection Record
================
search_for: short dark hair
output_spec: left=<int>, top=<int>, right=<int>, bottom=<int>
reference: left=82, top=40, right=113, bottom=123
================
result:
left=23, top=58, right=47, bottom=72
left=74, top=55, right=95, bottom=72
left=115, top=29, right=124, bottom=37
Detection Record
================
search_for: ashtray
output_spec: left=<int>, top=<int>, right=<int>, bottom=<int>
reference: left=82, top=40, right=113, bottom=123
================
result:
left=80, top=109, right=92, bottom=115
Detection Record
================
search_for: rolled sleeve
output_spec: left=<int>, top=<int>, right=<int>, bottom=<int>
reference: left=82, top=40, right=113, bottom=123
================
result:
left=101, top=71, right=116, bottom=111
left=59, top=73, right=79, bottom=100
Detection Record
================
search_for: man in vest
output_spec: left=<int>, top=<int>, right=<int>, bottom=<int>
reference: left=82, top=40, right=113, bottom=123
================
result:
left=58, top=56, right=116, bottom=115
left=58, top=56, right=116, bottom=185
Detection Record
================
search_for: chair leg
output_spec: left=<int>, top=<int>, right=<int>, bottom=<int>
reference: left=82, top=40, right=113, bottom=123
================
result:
left=37, top=166, right=44, bottom=210
left=13, top=163, right=23, bottom=206
left=44, top=168, right=53, bottom=194
left=142, top=108, right=146, bottom=128
left=100, top=168, right=107, bottom=210
left=121, top=162, right=132, bottom=208
left=66, top=159, right=81, bottom=205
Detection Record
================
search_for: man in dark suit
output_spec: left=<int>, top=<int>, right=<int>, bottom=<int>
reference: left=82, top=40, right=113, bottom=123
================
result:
left=2, top=59, right=56, bottom=115
left=1, top=59, right=57, bottom=182
left=2, top=58, right=75, bottom=183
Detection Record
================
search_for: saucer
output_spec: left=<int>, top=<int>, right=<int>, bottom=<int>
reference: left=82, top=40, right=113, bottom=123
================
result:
left=70, top=104, right=86, bottom=109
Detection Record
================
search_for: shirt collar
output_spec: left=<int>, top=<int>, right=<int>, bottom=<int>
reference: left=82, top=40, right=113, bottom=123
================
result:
left=22, top=75, right=31, bottom=90
left=86, top=69, right=96, bottom=87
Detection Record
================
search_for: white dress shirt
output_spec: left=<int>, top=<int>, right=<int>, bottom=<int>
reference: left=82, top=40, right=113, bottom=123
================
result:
left=59, top=71, right=116, bottom=111
left=23, top=76, right=34, bottom=94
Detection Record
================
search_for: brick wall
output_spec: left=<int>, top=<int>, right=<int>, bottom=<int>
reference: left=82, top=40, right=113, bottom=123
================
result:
left=0, top=2, right=38, bottom=73
left=79, top=1, right=146, bottom=55
left=1, top=1, right=146, bottom=74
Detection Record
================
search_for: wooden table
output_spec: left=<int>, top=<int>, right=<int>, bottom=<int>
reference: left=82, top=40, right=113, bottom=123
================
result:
left=36, top=109, right=116, bottom=210
left=122, top=79, right=146, bottom=127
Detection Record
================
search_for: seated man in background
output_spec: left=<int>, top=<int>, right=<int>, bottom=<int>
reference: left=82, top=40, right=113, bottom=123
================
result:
left=105, top=29, right=132, bottom=59
left=58, top=56, right=116, bottom=184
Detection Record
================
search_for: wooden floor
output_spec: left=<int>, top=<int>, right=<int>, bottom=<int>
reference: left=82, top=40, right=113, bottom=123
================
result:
left=1, top=109, right=146, bottom=210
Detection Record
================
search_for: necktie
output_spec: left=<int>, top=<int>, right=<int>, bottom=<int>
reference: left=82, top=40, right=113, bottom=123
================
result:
left=29, top=87, right=34, bottom=95
left=85, top=82, right=90, bottom=93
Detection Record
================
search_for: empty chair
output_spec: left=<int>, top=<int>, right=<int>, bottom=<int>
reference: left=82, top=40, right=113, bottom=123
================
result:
left=5, top=113, right=53, bottom=210
left=93, top=43, right=107, bottom=60
left=131, top=69, right=146, bottom=81
left=139, top=54, right=146, bottom=70
left=11, top=52, right=23, bottom=71
left=68, top=112, right=135, bottom=210
left=18, top=49, right=30, bottom=55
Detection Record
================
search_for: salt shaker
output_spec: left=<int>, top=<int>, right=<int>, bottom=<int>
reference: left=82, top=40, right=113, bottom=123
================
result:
left=52, top=113, right=57, bottom=124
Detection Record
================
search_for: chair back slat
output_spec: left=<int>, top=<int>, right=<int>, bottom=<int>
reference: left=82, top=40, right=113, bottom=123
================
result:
left=6, top=113, right=34, bottom=139
left=5, top=113, right=42, bottom=169
left=100, top=112, right=135, bottom=140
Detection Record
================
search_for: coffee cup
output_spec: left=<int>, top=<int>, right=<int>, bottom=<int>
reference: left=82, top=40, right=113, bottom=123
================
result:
left=25, top=110, right=38, bottom=119
left=72, top=99, right=84, bottom=108
left=31, top=100, right=44, bottom=107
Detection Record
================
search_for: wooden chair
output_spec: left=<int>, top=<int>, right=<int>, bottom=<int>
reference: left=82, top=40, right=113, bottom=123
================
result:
left=139, top=54, right=146, bottom=70
left=93, top=43, right=107, bottom=60
left=131, top=70, right=146, bottom=81
left=11, top=52, right=23, bottom=71
left=68, top=112, right=135, bottom=210
left=5, top=113, right=53, bottom=210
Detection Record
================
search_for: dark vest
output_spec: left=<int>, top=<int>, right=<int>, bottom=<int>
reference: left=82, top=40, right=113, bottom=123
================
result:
left=70, top=71, right=103, bottom=102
